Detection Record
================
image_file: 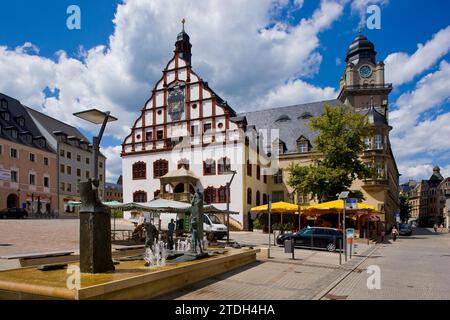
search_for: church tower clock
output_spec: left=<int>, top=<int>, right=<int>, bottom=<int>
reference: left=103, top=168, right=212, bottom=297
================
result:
left=337, top=34, right=392, bottom=119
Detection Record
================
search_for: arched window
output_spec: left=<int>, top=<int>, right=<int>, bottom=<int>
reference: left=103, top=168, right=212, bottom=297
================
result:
left=218, top=186, right=228, bottom=203
left=132, top=161, right=146, bottom=180
left=177, top=159, right=190, bottom=170
left=218, top=157, right=231, bottom=174
left=133, top=190, right=147, bottom=203
left=246, top=160, right=252, bottom=177
left=153, top=159, right=168, bottom=178
left=204, top=187, right=216, bottom=204
left=256, top=165, right=261, bottom=180
left=263, top=194, right=268, bottom=205
left=203, top=159, right=216, bottom=175
left=247, top=188, right=252, bottom=205
left=256, top=191, right=261, bottom=206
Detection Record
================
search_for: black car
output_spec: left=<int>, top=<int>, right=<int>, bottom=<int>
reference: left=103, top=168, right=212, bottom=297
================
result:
left=276, top=227, right=343, bottom=252
left=0, top=208, right=28, bottom=219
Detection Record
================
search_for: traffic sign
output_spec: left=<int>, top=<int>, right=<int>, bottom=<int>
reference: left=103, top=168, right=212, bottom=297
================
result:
left=345, top=198, right=357, bottom=209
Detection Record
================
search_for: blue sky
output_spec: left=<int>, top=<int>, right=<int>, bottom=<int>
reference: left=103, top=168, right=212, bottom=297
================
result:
left=0, top=0, right=449, bottom=183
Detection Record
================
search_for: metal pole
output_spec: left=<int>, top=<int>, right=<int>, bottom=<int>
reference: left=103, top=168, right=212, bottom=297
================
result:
left=93, top=112, right=110, bottom=181
left=268, top=199, right=271, bottom=258
left=339, top=210, right=342, bottom=265
left=343, top=202, right=347, bottom=262
left=226, top=182, right=230, bottom=243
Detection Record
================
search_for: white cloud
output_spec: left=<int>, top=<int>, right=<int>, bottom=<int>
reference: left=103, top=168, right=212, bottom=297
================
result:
left=253, top=78, right=337, bottom=109
left=390, top=60, right=450, bottom=181
left=0, top=0, right=346, bottom=181
left=390, top=60, right=450, bottom=138
left=102, top=145, right=123, bottom=183
left=385, top=25, right=450, bottom=86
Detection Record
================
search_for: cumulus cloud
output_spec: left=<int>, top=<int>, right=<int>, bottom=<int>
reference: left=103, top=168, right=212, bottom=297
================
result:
left=390, top=60, right=450, bottom=181
left=0, top=0, right=346, bottom=180
left=253, top=78, right=337, bottom=109
left=102, top=145, right=123, bottom=183
left=385, top=25, right=450, bottom=86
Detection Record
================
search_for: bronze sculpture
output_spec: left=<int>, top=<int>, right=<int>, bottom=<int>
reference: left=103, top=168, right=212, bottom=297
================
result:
left=190, top=189, right=204, bottom=253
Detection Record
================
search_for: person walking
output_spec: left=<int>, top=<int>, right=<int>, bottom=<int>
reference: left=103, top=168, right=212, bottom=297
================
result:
left=391, top=226, right=399, bottom=242
left=433, top=224, right=438, bottom=232
left=380, top=230, right=386, bottom=243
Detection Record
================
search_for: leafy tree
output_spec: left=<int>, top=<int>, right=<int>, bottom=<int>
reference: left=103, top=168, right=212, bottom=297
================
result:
left=399, top=194, right=412, bottom=223
left=288, top=104, right=372, bottom=202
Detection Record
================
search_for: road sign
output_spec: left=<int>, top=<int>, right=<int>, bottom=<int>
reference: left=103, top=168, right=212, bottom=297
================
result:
left=0, top=168, right=11, bottom=181
left=345, top=198, right=357, bottom=209
left=346, top=228, right=355, bottom=239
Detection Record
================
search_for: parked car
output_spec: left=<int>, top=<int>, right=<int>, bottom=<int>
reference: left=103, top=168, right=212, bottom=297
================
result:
left=399, top=223, right=412, bottom=236
left=276, top=227, right=343, bottom=252
left=0, top=207, right=28, bottom=219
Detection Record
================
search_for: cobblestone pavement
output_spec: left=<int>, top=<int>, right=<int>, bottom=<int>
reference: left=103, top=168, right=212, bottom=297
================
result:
left=157, top=232, right=375, bottom=300
left=323, top=228, right=450, bottom=300
left=0, top=219, right=135, bottom=270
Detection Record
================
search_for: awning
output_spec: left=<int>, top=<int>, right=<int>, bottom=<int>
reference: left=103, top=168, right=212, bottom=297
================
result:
left=250, top=201, right=306, bottom=214
left=305, top=200, right=375, bottom=211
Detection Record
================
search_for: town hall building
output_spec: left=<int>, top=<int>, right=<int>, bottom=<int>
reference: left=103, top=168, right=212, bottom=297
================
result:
left=121, top=25, right=400, bottom=231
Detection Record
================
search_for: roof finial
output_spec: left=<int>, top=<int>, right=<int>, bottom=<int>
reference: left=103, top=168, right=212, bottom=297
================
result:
left=181, top=18, right=186, bottom=32
left=357, top=26, right=362, bottom=35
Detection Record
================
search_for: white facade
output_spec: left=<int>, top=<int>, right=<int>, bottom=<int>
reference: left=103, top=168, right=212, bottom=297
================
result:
left=121, top=31, right=271, bottom=230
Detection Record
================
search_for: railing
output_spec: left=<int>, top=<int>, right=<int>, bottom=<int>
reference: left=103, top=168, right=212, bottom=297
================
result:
left=343, top=84, right=393, bottom=90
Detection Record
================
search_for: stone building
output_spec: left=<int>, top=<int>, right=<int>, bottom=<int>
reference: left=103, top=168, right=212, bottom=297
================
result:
left=121, top=26, right=400, bottom=230
left=105, top=176, right=123, bottom=202
left=0, top=93, right=58, bottom=213
left=406, top=167, right=448, bottom=226
left=26, top=107, right=106, bottom=214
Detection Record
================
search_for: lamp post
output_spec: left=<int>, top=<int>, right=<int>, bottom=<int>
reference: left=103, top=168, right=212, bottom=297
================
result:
left=73, top=109, right=117, bottom=274
left=225, top=170, right=237, bottom=244
left=338, top=191, right=350, bottom=263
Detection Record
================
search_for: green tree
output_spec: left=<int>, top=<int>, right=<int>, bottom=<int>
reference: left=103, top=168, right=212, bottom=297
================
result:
left=288, top=104, right=372, bottom=202
left=399, top=194, right=412, bottom=223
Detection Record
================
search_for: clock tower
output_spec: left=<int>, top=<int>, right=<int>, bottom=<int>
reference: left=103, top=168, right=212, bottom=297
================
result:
left=337, top=34, right=392, bottom=118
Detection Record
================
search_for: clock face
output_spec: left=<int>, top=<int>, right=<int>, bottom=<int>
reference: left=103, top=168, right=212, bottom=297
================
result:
left=359, top=65, right=372, bottom=78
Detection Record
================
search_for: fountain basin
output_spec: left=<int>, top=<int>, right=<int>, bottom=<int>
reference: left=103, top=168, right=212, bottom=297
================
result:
left=0, top=248, right=259, bottom=300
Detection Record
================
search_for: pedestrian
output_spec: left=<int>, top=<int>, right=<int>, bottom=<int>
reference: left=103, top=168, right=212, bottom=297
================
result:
left=380, top=230, right=386, bottom=243
left=433, top=224, right=438, bottom=232
left=391, top=226, right=398, bottom=242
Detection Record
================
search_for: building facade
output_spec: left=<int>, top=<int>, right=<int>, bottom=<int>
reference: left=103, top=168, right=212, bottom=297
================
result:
left=105, top=176, right=123, bottom=202
left=0, top=93, right=58, bottom=212
left=26, top=107, right=106, bottom=213
left=122, top=27, right=400, bottom=230
left=404, top=167, right=448, bottom=226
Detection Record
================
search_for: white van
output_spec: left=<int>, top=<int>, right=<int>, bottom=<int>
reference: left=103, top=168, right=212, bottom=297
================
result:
left=159, top=213, right=228, bottom=239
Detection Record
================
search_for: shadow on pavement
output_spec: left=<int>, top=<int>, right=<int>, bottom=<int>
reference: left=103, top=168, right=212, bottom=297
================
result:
left=154, top=260, right=263, bottom=300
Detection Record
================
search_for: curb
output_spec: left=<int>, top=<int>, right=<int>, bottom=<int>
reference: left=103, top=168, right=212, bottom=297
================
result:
left=311, top=244, right=379, bottom=300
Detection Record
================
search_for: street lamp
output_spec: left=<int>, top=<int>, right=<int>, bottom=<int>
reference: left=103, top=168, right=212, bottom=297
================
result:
left=225, top=170, right=237, bottom=243
left=73, top=109, right=118, bottom=180
left=73, top=108, right=117, bottom=274
left=338, top=191, right=350, bottom=263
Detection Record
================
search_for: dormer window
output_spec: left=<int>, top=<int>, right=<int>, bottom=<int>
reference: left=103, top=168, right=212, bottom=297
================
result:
left=0, top=99, right=7, bottom=110
left=1, top=112, right=10, bottom=121
left=272, top=139, right=287, bottom=155
left=275, top=115, right=291, bottom=123
left=11, top=129, right=18, bottom=139
left=299, top=112, right=313, bottom=120
left=15, top=116, right=25, bottom=127
left=296, top=136, right=311, bottom=153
